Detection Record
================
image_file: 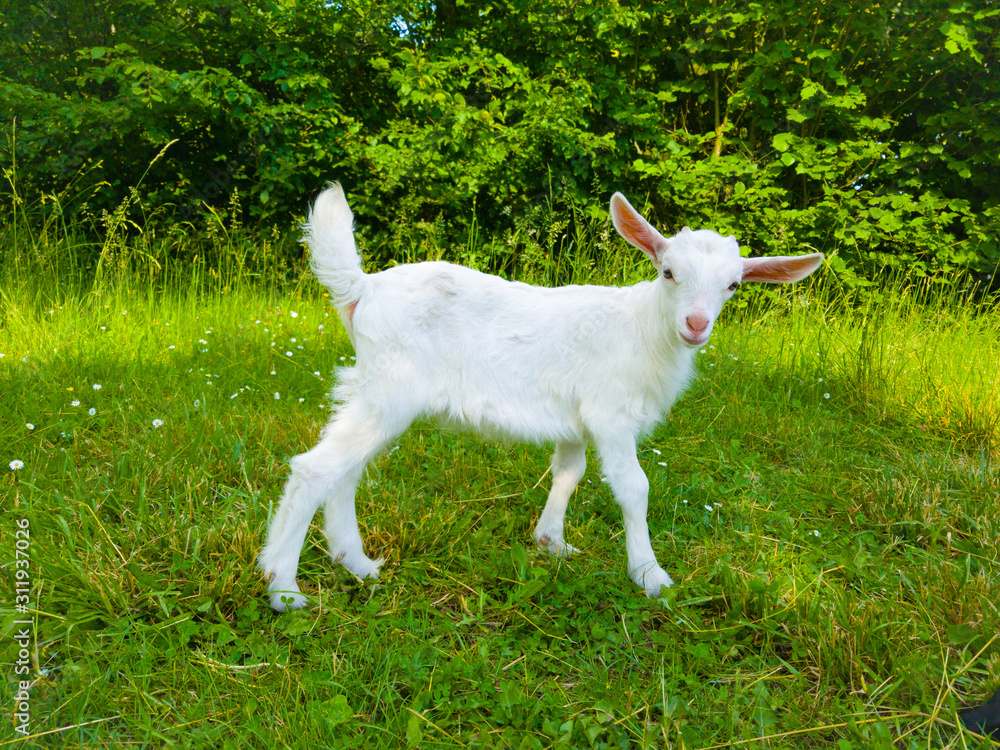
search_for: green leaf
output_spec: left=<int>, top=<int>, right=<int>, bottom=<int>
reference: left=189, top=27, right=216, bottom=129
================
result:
left=940, top=22, right=980, bottom=62
left=773, top=133, right=795, bottom=152
left=406, top=711, right=424, bottom=746
left=320, top=695, right=353, bottom=726
left=946, top=624, right=977, bottom=645
left=800, top=80, right=822, bottom=100
left=280, top=610, right=312, bottom=637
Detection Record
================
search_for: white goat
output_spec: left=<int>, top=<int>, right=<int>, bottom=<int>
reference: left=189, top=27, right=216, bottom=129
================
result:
left=258, top=184, right=823, bottom=611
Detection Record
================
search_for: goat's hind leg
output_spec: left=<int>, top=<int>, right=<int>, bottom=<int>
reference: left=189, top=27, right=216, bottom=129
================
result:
left=258, top=463, right=323, bottom=611
left=259, top=400, right=408, bottom=611
left=534, top=441, right=587, bottom=557
left=321, top=402, right=413, bottom=583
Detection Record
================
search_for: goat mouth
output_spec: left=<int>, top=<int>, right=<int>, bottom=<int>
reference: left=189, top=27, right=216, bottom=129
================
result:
left=680, top=332, right=708, bottom=347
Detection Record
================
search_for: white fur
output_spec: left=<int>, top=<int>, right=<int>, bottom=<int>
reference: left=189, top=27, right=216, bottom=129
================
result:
left=258, top=184, right=823, bottom=610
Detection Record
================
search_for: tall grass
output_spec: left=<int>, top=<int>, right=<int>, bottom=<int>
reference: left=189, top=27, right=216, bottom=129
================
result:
left=1, top=179, right=998, bottom=748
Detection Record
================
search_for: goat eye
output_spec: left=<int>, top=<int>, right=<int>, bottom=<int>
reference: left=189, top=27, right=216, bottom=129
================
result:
left=663, top=269, right=674, bottom=280
left=728, top=281, right=740, bottom=292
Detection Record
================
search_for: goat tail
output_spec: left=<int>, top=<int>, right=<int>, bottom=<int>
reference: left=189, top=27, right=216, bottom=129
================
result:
left=302, top=182, right=366, bottom=307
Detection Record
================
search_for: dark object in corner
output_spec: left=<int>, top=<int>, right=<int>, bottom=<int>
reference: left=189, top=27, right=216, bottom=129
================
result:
left=960, top=688, right=1000, bottom=740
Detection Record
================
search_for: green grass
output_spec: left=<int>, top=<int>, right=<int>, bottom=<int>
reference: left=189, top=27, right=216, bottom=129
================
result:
left=1, top=234, right=999, bottom=749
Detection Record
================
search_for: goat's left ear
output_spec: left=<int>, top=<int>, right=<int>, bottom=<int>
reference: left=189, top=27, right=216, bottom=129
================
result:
left=610, top=192, right=669, bottom=265
left=742, top=253, right=824, bottom=283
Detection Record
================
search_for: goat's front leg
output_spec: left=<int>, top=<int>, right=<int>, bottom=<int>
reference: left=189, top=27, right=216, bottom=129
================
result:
left=594, top=437, right=673, bottom=596
left=534, top=440, right=587, bottom=557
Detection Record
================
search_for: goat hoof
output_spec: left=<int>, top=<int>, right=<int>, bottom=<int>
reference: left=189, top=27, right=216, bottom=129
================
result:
left=268, top=586, right=309, bottom=612
left=336, top=552, right=383, bottom=580
left=535, top=534, right=579, bottom=558
left=633, top=565, right=673, bottom=597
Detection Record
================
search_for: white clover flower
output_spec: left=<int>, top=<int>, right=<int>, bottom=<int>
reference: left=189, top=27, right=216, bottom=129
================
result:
left=152, top=419, right=163, bottom=428
left=9, top=460, right=24, bottom=470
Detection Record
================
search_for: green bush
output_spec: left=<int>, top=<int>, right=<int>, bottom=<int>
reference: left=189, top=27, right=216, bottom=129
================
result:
left=2, top=0, right=998, bottom=280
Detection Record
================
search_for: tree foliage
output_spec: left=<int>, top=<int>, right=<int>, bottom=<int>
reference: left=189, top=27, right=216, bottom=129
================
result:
left=2, top=0, right=998, bottom=276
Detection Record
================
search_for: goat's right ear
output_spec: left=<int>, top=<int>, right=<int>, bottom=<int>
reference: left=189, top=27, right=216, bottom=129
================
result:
left=610, top=193, right=669, bottom=265
left=742, top=253, right=824, bottom=283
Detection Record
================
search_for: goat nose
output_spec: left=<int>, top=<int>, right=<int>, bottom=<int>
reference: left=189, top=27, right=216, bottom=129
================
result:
left=686, top=314, right=709, bottom=335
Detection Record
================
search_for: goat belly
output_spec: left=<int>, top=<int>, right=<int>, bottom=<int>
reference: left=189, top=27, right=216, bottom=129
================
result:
left=427, top=351, right=586, bottom=444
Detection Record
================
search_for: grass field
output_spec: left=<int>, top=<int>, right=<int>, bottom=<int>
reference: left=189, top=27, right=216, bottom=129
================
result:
left=1, top=226, right=999, bottom=748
